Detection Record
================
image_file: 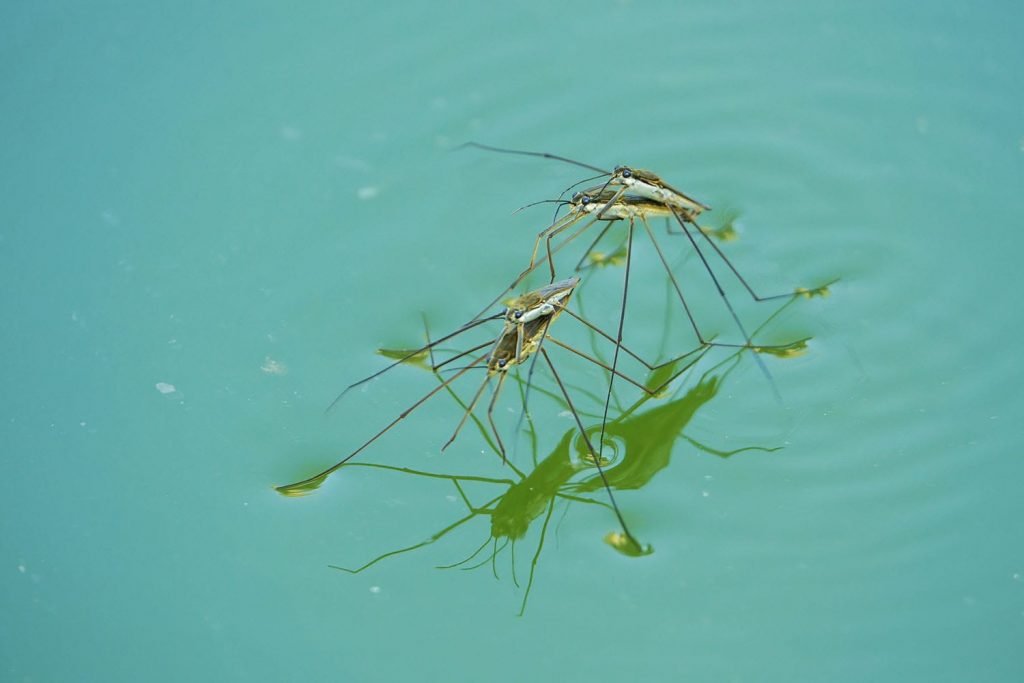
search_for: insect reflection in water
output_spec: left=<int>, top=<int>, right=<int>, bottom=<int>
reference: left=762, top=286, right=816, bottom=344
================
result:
left=329, top=339, right=781, bottom=616
left=322, top=292, right=806, bottom=614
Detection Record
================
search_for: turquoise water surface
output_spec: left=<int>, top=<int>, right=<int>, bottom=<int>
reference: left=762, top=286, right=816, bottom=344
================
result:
left=3, top=1, right=1023, bottom=681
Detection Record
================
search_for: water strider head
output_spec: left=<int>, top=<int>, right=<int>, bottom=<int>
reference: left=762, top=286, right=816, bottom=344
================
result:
left=602, top=165, right=712, bottom=221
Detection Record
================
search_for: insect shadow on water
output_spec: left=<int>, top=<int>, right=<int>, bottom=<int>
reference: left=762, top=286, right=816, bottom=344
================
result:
left=324, top=295, right=804, bottom=615
left=275, top=275, right=731, bottom=552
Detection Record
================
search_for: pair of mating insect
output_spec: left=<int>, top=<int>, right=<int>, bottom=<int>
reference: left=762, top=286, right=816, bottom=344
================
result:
left=277, top=143, right=822, bottom=552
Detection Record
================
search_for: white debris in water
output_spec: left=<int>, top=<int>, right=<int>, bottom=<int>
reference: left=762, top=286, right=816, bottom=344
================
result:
left=369, top=586, right=381, bottom=594
left=356, top=186, right=379, bottom=200
left=261, top=357, right=287, bottom=375
left=155, top=382, right=176, bottom=394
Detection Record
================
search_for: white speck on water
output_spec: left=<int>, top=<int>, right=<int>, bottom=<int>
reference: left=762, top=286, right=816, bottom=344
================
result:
left=701, top=490, right=710, bottom=498
left=445, top=495, right=457, bottom=503
left=357, top=186, right=379, bottom=200
left=155, top=382, right=176, bottom=394
left=261, top=357, right=287, bottom=375
left=79, top=421, right=87, bottom=427
left=18, top=564, right=26, bottom=574
left=369, top=586, right=381, bottom=594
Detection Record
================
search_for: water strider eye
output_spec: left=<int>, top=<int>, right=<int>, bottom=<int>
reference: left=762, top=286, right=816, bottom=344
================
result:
left=497, top=358, right=508, bottom=368
left=620, top=167, right=633, bottom=178
left=513, top=310, right=523, bottom=319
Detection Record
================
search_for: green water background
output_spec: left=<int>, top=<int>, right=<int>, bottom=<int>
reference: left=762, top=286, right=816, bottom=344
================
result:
left=3, top=1, right=1023, bottom=681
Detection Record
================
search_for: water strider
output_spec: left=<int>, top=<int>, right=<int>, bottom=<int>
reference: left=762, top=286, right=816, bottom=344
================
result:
left=276, top=277, right=583, bottom=496
left=461, top=141, right=830, bottom=316
left=460, top=142, right=833, bottom=457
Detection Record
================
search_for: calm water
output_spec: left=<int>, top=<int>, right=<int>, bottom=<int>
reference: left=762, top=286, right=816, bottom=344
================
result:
left=3, top=1, right=1023, bottom=681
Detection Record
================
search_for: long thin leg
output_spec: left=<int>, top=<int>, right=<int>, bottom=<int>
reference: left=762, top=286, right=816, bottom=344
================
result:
left=546, top=337, right=655, bottom=396
left=330, top=504, right=491, bottom=574
left=484, top=372, right=509, bottom=462
left=686, top=215, right=800, bottom=302
left=457, top=141, right=610, bottom=174
left=341, top=462, right=516, bottom=487
left=423, top=316, right=513, bottom=465
left=518, top=497, right=556, bottom=617
left=456, top=537, right=506, bottom=577
left=510, top=539, right=519, bottom=588
left=656, top=211, right=780, bottom=400
left=507, top=318, right=553, bottom=461
left=276, top=353, right=490, bottom=494
left=432, top=340, right=499, bottom=373
left=469, top=211, right=588, bottom=321
left=325, top=313, right=502, bottom=414
left=546, top=336, right=703, bottom=398
left=442, top=375, right=492, bottom=453
left=597, top=217, right=634, bottom=470
left=573, top=221, right=616, bottom=272
left=437, top=535, right=494, bottom=570
left=560, top=306, right=800, bottom=363
left=541, top=348, right=643, bottom=551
